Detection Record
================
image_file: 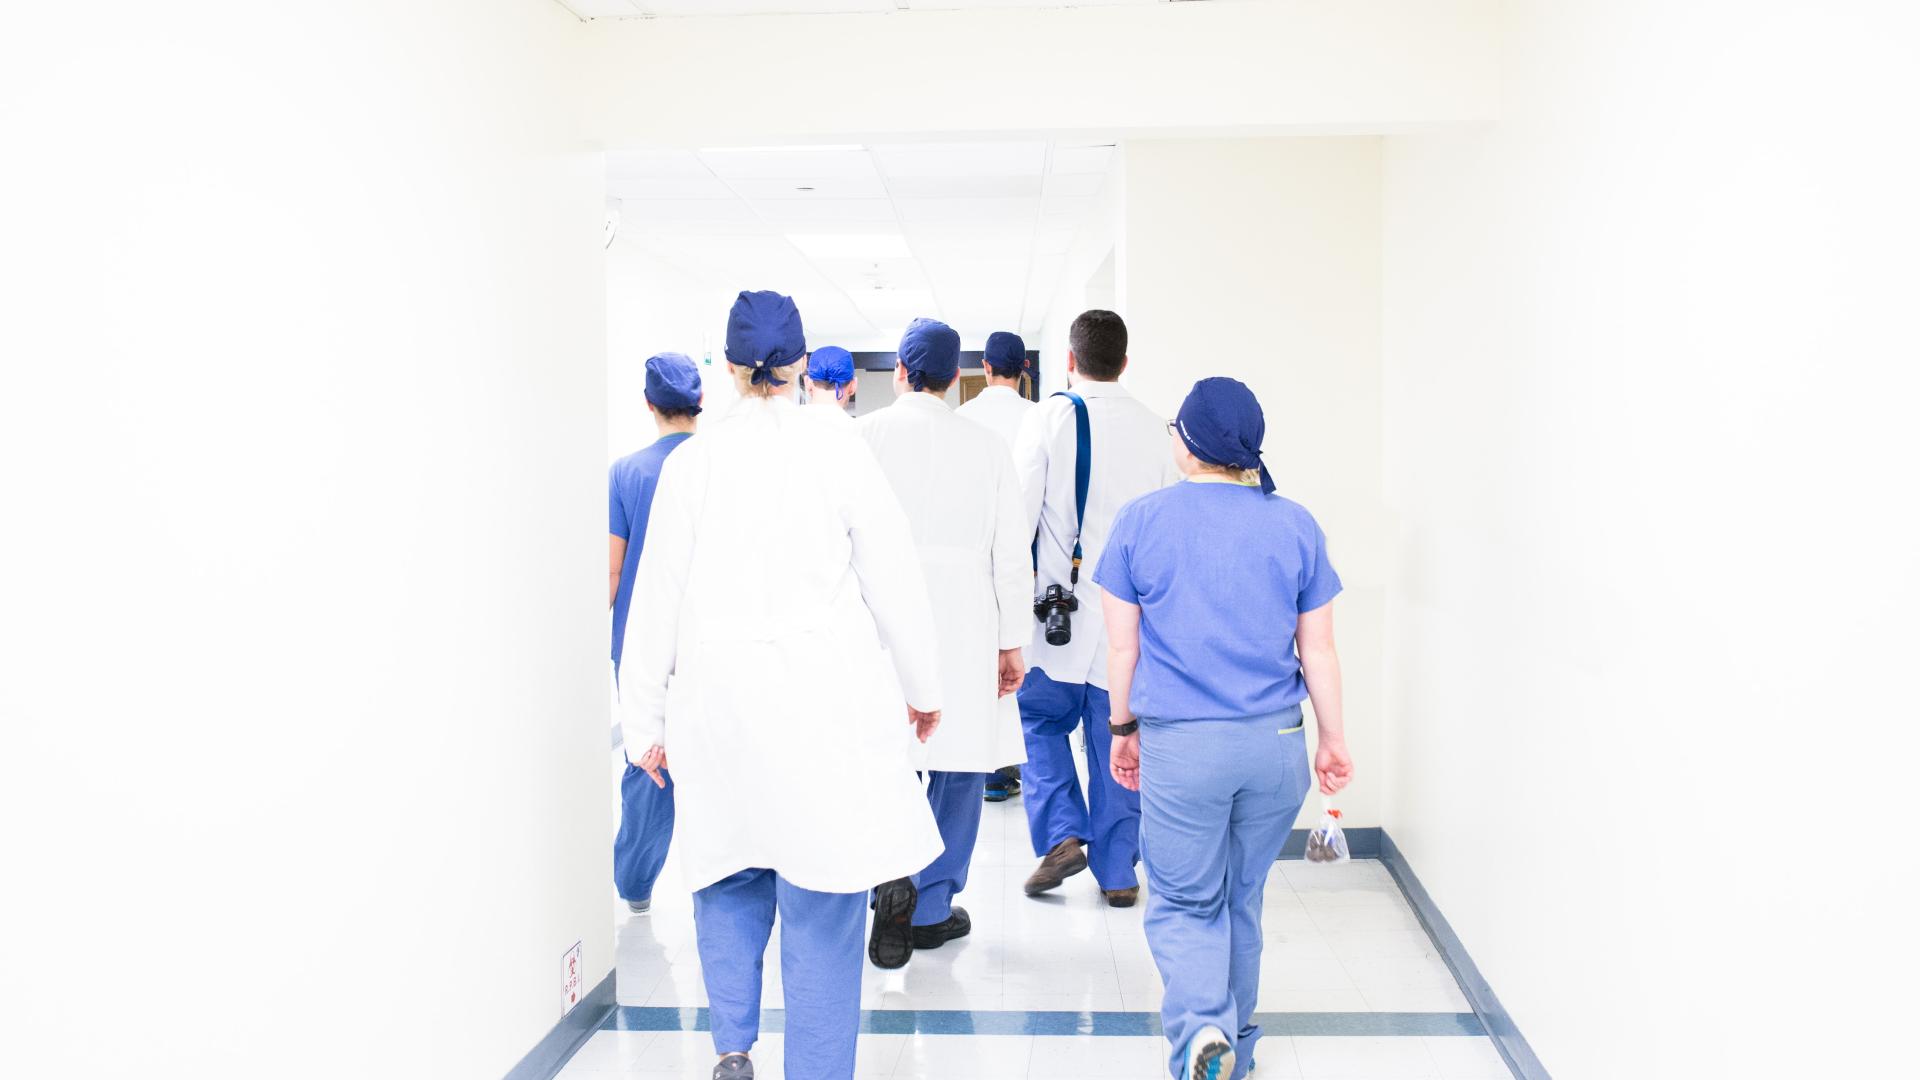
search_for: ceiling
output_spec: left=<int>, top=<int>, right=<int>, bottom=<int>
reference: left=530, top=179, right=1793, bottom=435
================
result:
left=563, top=1, right=1175, bottom=17
left=607, top=141, right=1113, bottom=348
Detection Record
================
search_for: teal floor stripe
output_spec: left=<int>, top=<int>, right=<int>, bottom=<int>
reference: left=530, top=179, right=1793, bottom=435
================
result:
left=604, top=1007, right=1482, bottom=1038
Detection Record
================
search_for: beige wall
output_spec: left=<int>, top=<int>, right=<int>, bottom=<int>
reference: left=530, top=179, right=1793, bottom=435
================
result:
left=1117, top=137, right=1389, bottom=827
left=1, top=2, right=611, bottom=1076
left=1379, top=3, right=1920, bottom=1077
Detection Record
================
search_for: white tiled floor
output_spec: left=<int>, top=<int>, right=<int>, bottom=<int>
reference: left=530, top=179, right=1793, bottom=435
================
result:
left=569, top=754, right=1492, bottom=1080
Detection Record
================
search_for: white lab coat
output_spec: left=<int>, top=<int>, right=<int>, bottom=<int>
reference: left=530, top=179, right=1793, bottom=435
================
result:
left=619, top=395, right=945, bottom=894
left=858, top=392, right=1031, bottom=774
left=1013, top=379, right=1182, bottom=690
left=954, top=384, right=1034, bottom=449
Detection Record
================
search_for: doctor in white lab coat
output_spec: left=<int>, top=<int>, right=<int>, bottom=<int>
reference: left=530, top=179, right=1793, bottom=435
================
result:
left=855, top=318, right=1031, bottom=969
left=620, top=291, right=944, bottom=1080
left=953, top=330, right=1038, bottom=804
left=954, top=330, right=1035, bottom=447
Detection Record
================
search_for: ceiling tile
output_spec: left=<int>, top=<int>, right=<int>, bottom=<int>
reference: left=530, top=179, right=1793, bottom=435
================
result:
left=636, top=0, right=893, bottom=13
left=894, top=196, right=1040, bottom=226
left=699, top=148, right=880, bottom=181
left=885, top=175, right=1044, bottom=199
left=562, top=0, right=640, bottom=17
left=606, top=149, right=712, bottom=179
left=751, top=199, right=899, bottom=227
left=619, top=198, right=762, bottom=225
left=1048, top=144, right=1117, bottom=175
left=872, top=141, right=1047, bottom=180
left=725, top=176, right=889, bottom=200
left=1042, top=171, right=1107, bottom=198
left=606, top=176, right=737, bottom=200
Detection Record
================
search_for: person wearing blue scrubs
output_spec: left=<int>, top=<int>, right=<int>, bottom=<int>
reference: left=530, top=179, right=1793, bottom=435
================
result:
left=609, top=351, right=703, bottom=915
left=1094, top=378, right=1356, bottom=1080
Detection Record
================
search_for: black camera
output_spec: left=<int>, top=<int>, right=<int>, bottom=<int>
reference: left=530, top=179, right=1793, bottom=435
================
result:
left=1033, top=583, right=1079, bottom=646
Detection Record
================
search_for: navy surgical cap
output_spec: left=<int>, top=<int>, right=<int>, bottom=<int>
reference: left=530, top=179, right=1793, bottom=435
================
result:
left=644, top=351, right=703, bottom=413
left=897, top=318, right=960, bottom=392
left=725, top=290, right=806, bottom=386
left=807, top=345, right=855, bottom=398
left=982, top=331, right=1028, bottom=377
left=1175, top=377, right=1276, bottom=494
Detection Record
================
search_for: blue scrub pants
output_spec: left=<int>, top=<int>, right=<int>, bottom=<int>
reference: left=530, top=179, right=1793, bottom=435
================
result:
left=615, top=762, right=674, bottom=904
left=912, top=771, right=988, bottom=926
left=692, top=868, right=866, bottom=1080
left=1017, top=667, right=1140, bottom=890
left=1138, top=711, right=1310, bottom=1080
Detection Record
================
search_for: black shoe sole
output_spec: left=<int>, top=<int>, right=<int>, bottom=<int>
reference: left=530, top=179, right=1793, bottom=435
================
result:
left=1023, top=847, right=1089, bottom=896
left=1188, top=1036, right=1234, bottom=1080
left=983, top=785, right=1019, bottom=803
left=868, top=879, right=917, bottom=969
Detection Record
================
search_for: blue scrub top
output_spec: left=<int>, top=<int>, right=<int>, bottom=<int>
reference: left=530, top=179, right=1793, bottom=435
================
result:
left=609, top=432, right=693, bottom=668
left=1093, top=479, right=1341, bottom=721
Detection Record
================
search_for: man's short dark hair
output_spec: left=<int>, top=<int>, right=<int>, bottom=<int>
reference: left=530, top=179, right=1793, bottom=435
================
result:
left=653, top=404, right=701, bottom=420
left=918, top=373, right=955, bottom=395
left=1069, top=310, right=1128, bottom=380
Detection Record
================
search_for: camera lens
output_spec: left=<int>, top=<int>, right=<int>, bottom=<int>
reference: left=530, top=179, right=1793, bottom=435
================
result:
left=1044, top=604, right=1071, bottom=646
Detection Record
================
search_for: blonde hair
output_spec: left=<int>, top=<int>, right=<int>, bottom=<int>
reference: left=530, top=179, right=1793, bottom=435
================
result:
left=1195, top=460, right=1262, bottom=486
left=728, top=362, right=798, bottom=399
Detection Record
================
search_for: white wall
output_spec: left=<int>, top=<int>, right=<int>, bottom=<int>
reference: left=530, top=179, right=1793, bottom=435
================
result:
left=579, top=0, right=1499, bottom=146
left=0, top=2, right=610, bottom=1076
left=1379, top=4, right=1920, bottom=1077
left=1116, top=138, right=1389, bottom=828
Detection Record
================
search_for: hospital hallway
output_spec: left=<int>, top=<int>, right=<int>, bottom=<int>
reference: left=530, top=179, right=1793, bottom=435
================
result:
left=565, top=749, right=1503, bottom=1080
left=8, top=3, right=1918, bottom=1080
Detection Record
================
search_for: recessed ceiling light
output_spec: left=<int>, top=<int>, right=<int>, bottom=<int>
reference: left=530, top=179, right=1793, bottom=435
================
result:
left=795, top=186, right=816, bottom=192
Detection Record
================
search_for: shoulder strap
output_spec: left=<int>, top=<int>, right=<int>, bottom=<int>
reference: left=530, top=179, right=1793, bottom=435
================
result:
left=1030, top=391, right=1093, bottom=580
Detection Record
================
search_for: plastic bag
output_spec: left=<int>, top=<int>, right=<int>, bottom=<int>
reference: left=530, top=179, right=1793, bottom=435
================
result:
left=1304, top=804, right=1350, bottom=864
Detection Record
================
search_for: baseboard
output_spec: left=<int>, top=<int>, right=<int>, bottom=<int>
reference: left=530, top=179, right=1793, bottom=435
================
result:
left=1378, top=832, right=1552, bottom=1080
left=502, top=968, right=616, bottom=1080
left=1278, top=825, right=1381, bottom=859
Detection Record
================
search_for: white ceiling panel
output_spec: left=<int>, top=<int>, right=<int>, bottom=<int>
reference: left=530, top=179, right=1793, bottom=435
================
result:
left=612, top=136, right=1113, bottom=341
left=606, top=176, right=738, bottom=200
left=1049, top=144, right=1117, bottom=174
left=562, top=0, right=640, bottom=17
left=725, top=176, right=890, bottom=200
left=894, top=196, right=1040, bottom=226
left=751, top=198, right=899, bottom=227
left=872, top=141, right=1047, bottom=180
left=1042, top=171, right=1107, bottom=198
left=699, top=148, right=881, bottom=180
left=885, top=175, right=1044, bottom=199
left=606, top=149, right=712, bottom=179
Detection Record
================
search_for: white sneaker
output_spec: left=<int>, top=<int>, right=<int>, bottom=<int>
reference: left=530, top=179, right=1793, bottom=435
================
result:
left=1184, top=1026, right=1234, bottom=1080
left=627, top=898, right=651, bottom=915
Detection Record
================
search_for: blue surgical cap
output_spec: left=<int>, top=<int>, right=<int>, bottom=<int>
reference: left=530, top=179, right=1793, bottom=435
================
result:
left=1174, top=377, right=1275, bottom=494
left=807, top=345, right=855, bottom=390
left=725, top=290, right=806, bottom=386
left=897, top=318, right=960, bottom=392
left=644, top=351, right=703, bottom=413
left=982, top=331, right=1028, bottom=377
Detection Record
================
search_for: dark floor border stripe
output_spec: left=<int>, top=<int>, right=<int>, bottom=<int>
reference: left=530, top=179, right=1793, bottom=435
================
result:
left=602, top=1007, right=1481, bottom=1038
left=1379, top=833, right=1551, bottom=1080
left=1278, top=825, right=1381, bottom=859
left=504, top=968, right=617, bottom=1080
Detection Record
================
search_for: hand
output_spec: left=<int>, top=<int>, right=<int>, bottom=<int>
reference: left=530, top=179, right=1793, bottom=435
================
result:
left=1315, top=736, right=1353, bottom=795
left=908, top=706, right=942, bottom=743
left=635, top=744, right=668, bottom=789
left=1110, top=732, right=1140, bottom=792
left=997, top=649, right=1026, bottom=698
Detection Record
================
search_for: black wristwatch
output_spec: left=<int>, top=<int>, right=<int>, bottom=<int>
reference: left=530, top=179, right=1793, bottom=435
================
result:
left=1108, top=719, right=1139, bottom=736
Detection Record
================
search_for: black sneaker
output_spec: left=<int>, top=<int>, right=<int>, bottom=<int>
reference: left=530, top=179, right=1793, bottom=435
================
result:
left=868, top=878, right=917, bottom=969
left=910, top=907, right=972, bottom=950
left=983, top=773, right=1021, bottom=802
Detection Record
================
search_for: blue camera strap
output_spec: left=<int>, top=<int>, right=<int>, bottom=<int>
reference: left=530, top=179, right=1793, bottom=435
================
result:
left=1031, top=391, right=1091, bottom=583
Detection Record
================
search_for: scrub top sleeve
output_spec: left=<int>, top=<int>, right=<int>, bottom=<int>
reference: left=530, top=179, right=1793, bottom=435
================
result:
left=1091, top=503, right=1142, bottom=604
left=609, top=466, right=631, bottom=540
left=1298, top=518, right=1343, bottom=613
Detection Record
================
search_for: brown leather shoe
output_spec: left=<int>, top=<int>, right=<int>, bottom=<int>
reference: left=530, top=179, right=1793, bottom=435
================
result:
left=1103, top=887, right=1140, bottom=908
left=1023, top=838, right=1088, bottom=896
